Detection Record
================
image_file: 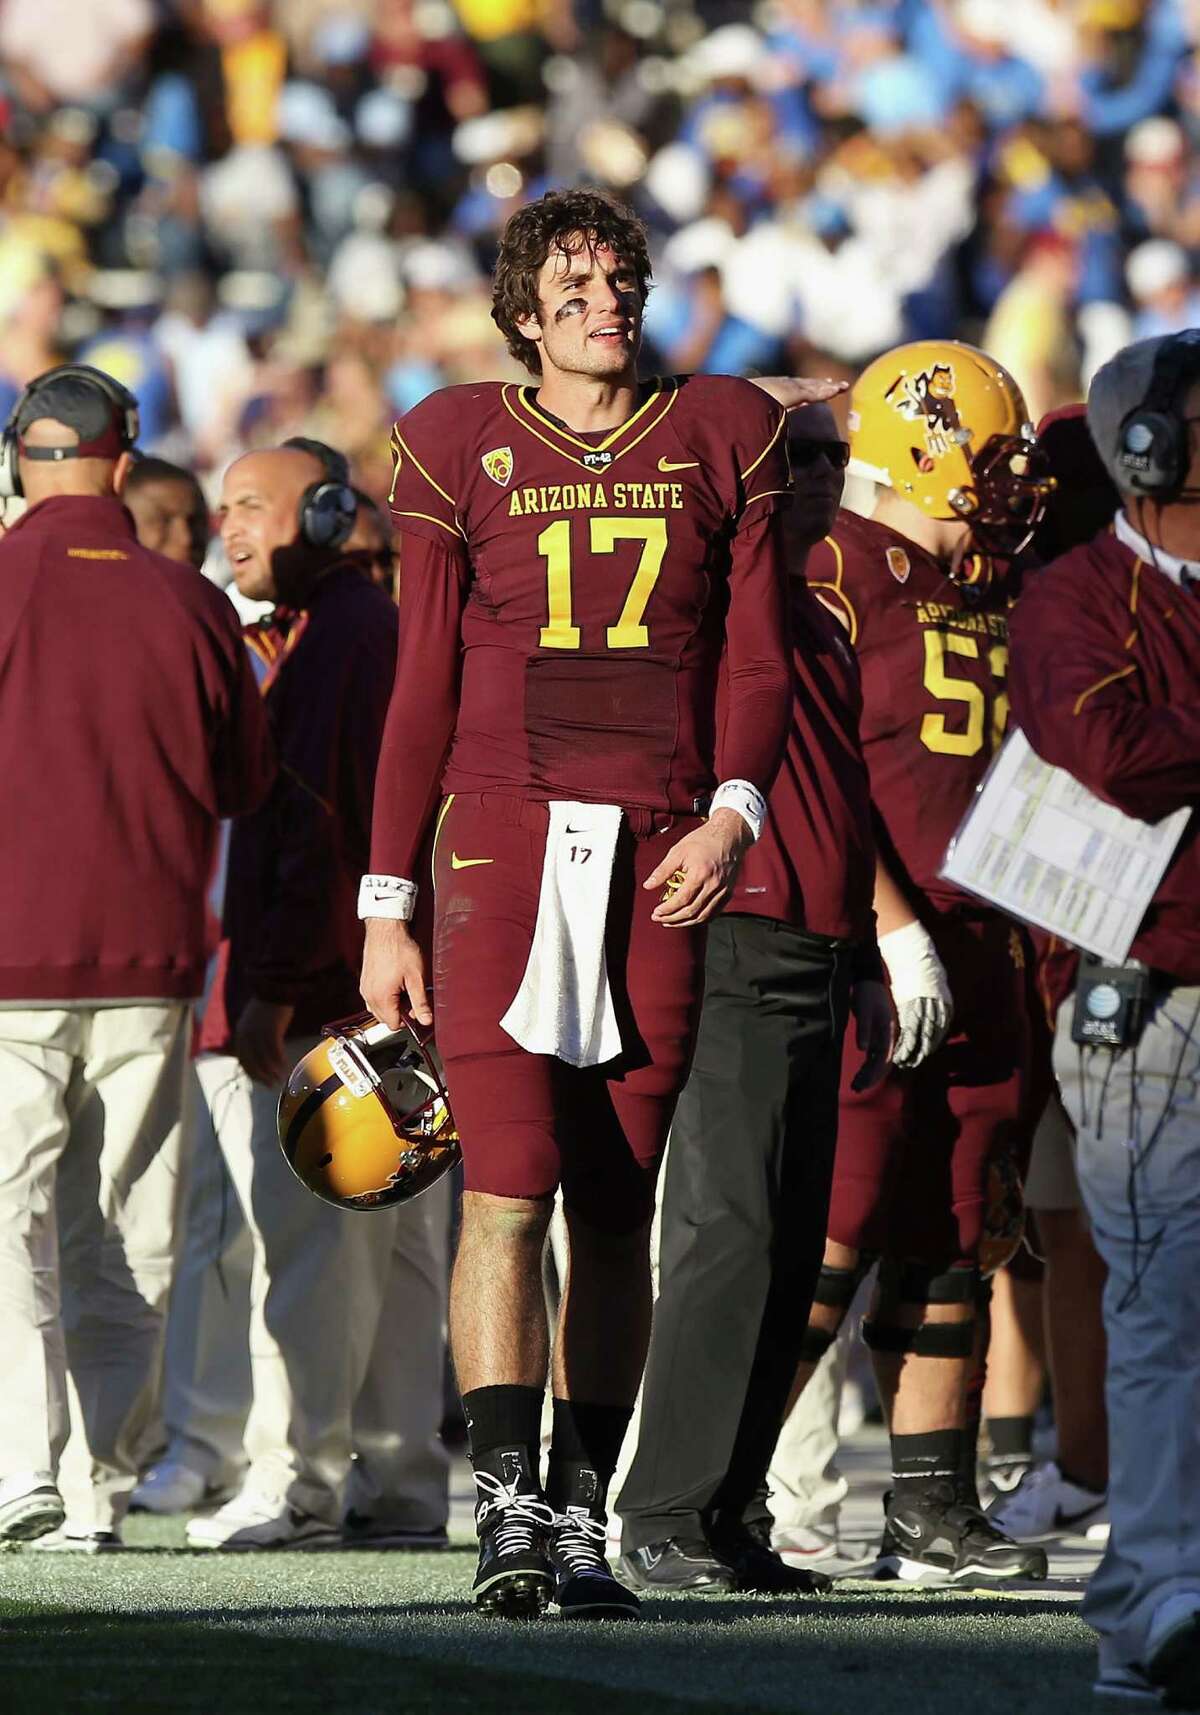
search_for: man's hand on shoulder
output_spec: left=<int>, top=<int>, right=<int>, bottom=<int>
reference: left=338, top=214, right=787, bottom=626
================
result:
left=234, top=998, right=295, bottom=1086
left=644, top=807, right=752, bottom=926
left=751, top=376, right=850, bottom=412
left=360, top=917, right=432, bottom=1028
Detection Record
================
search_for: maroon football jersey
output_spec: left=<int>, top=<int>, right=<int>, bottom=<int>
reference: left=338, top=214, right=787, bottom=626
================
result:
left=807, top=510, right=1009, bottom=914
left=728, top=576, right=876, bottom=943
left=370, top=375, right=791, bottom=878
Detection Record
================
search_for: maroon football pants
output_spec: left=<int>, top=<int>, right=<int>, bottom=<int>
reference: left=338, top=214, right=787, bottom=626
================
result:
left=829, top=914, right=1030, bottom=1267
left=430, top=793, right=706, bottom=1228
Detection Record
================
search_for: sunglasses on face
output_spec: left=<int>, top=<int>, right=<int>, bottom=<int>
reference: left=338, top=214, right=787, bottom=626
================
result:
left=788, top=438, right=851, bottom=470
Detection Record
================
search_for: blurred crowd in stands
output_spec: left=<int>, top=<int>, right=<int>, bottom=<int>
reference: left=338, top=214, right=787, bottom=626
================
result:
left=1, top=0, right=1198, bottom=534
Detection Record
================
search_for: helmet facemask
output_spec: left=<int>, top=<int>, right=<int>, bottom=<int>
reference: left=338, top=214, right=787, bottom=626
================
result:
left=944, top=429, right=1056, bottom=564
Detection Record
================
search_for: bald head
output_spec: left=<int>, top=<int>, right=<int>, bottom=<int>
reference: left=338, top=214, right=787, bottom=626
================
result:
left=218, top=447, right=327, bottom=602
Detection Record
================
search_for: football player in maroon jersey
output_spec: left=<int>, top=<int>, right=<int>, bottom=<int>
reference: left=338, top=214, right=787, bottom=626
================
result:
left=359, top=188, right=842, bottom=1619
left=780, top=341, right=1056, bottom=1584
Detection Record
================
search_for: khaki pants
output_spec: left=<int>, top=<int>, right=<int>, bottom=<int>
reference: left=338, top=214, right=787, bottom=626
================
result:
left=190, top=1050, right=450, bottom=1528
left=0, top=1003, right=190, bottom=1530
left=1056, top=989, right=1200, bottom=1669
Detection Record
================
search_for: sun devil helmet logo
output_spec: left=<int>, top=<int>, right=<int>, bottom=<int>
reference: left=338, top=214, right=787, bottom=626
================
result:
left=481, top=446, right=514, bottom=487
left=887, top=364, right=969, bottom=463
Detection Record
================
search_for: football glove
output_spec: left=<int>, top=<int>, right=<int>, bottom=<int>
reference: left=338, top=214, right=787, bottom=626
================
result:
left=879, top=920, right=954, bottom=1071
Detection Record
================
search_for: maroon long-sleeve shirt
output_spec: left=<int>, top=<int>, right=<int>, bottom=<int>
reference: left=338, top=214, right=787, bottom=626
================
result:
left=726, top=573, right=878, bottom=958
left=200, top=564, right=399, bottom=1049
left=369, top=376, right=792, bottom=880
left=0, top=494, right=272, bottom=1002
left=1009, top=527, right=1200, bottom=983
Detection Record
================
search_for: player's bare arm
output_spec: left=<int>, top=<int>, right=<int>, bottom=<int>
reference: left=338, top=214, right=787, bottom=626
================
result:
left=751, top=376, right=850, bottom=412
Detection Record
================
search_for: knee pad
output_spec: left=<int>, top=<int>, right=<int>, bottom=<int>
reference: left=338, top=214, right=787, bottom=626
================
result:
left=865, top=1257, right=979, bottom=1359
left=797, top=1324, right=837, bottom=1364
left=811, top=1252, right=877, bottom=1312
left=861, top=1317, right=976, bottom=1359
left=876, top=1257, right=980, bottom=1310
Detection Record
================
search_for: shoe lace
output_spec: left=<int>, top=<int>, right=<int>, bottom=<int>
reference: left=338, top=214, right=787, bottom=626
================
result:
left=553, top=1508, right=609, bottom=1575
left=474, top=1470, right=555, bottom=1557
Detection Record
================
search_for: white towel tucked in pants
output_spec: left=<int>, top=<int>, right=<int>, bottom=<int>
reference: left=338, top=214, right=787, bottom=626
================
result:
left=500, top=801, right=624, bottom=1068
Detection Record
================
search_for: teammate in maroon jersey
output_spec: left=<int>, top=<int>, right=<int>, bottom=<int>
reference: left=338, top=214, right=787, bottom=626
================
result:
left=359, top=188, right=841, bottom=1619
left=784, top=341, right=1056, bottom=1583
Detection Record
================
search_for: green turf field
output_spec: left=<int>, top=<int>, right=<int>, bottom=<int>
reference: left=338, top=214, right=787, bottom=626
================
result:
left=1, top=1515, right=1100, bottom=1714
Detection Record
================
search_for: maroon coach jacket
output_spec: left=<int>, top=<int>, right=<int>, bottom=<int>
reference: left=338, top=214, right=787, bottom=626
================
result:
left=0, top=494, right=273, bottom=1002
left=200, top=563, right=399, bottom=1049
left=1009, top=527, right=1200, bottom=984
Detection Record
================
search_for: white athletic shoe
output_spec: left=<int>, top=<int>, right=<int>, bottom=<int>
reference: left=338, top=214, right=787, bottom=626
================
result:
left=130, top=1460, right=227, bottom=1516
left=186, top=1490, right=340, bottom=1551
left=987, top=1460, right=1107, bottom=1541
left=32, top=1527, right=123, bottom=1553
left=0, top=1472, right=65, bottom=1543
left=772, top=1522, right=875, bottom=1566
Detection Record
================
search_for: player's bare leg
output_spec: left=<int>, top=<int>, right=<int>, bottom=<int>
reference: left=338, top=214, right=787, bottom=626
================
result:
left=864, top=1273, right=1046, bottom=1582
left=552, top=1206, right=652, bottom=1404
left=451, top=1192, right=557, bottom=1620
left=451, top=1192, right=552, bottom=1392
left=1038, top=1209, right=1107, bottom=1493
left=782, top=1239, right=866, bottom=1414
left=533, top=1206, right=651, bottom=1619
left=981, top=1263, right=1047, bottom=1497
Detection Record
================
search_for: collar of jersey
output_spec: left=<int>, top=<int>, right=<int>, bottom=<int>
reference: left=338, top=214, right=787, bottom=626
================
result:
left=1113, top=507, right=1200, bottom=588
left=501, top=377, right=678, bottom=470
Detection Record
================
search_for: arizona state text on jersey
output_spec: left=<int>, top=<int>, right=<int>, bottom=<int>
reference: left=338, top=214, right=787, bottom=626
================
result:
left=370, top=375, right=792, bottom=880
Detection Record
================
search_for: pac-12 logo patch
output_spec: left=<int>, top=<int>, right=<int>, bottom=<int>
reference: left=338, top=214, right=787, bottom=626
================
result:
left=886, top=546, right=911, bottom=584
left=481, top=446, right=514, bottom=486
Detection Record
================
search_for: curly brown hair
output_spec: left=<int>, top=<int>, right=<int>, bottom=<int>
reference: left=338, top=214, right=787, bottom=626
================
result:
left=491, top=189, right=653, bottom=376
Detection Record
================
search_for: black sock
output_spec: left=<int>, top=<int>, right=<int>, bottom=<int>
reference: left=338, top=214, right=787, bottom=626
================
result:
left=891, top=1429, right=962, bottom=1495
left=956, top=1408, right=983, bottom=1507
left=985, top=1414, right=1035, bottom=1464
left=462, top=1384, right=544, bottom=1485
left=545, top=1398, right=632, bottom=1515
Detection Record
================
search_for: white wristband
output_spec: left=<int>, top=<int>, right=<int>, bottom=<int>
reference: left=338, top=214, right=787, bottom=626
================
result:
left=878, top=920, right=951, bottom=1005
left=358, top=874, right=417, bottom=921
left=709, top=778, right=768, bottom=842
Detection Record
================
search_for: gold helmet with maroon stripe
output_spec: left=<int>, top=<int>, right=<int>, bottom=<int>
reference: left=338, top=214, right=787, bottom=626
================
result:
left=847, top=339, right=1054, bottom=558
left=278, top=1012, right=459, bottom=1210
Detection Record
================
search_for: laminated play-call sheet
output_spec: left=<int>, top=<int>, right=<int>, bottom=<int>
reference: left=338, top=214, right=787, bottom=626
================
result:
left=941, top=729, right=1191, bottom=963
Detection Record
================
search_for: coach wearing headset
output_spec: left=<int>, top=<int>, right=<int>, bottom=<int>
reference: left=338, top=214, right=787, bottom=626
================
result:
left=1008, top=332, right=1200, bottom=1707
left=0, top=366, right=272, bottom=1550
left=180, top=442, right=428, bottom=1551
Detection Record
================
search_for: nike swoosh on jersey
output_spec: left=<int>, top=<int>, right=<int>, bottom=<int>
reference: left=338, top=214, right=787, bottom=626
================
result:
left=657, top=457, right=699, bottom=472
left=450, top=854, right=494, bottom=869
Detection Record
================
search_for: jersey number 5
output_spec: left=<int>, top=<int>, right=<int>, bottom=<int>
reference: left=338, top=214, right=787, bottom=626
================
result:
left=920, top=631, right=1008, bottom=757
left=538, top=517, right=667, bottom=650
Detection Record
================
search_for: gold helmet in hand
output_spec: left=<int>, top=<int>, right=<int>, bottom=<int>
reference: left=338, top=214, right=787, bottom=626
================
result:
left=278, top=1011, right=459, bottom=1210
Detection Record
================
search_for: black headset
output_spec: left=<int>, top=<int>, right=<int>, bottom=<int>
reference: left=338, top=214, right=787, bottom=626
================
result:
left=284, top=436, right=357, bottom=552
left=0, top=365, right=141, bottom=500
left=1115, top=328, right=1200, bottom=499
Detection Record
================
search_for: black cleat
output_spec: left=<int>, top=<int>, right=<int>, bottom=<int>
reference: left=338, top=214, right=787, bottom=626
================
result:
left=471, top=1464, right=555, bottom=1620
left=548, top=1507, right=641, bottom=1620
left=878, top=1481, right=1048, bottom=1584
left=618, top=1536, right=737, bottom=1594
left=709, top=1517, right=834, bottom=1595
